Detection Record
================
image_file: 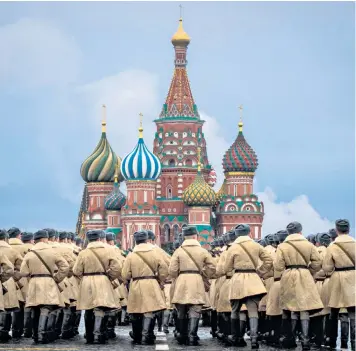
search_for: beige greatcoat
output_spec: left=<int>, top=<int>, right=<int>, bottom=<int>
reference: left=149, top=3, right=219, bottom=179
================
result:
left=169, top=239, right=216, bottom=305
left=275, top=234, right=323, bottom=312
left=224, top=236, right=273, bottom=301
left=0, top=253, right=14, bottom=311
left=209, top=255, right=220, bottom=310
left=9, top=238, right=31, bottom=301
left=73, top=241, right=122, bottom=310
left=322, top=234, right=355, bottom=308
left=20, top=242, right=69, bottom=308
left=0, top=241, right=23, bottom=309
left=122, top=243, right=168, bottom=314
left=216, top=247, right=233, bottom=312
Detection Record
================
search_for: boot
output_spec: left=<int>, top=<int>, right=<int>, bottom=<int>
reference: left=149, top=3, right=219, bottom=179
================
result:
left=222, top=313, right=231, bottom=343
left=350, top=318, right=355, bottom=351
left=93, top=315, right=105, bottom=344
left=313, top=316, right=324, bottom=348
left=84, top=310, right=94, bottom=344
left=46, top=311, right=57, bottom=342
left=31, top=308, right=40, bottom=344
left=227, top=318, right=240, bottom=346
left=61, top=310, right=73, bottom=339
left=280, top=318, right=297, bottom=349
left=291, top=318, right=298, bottom=340
left=267, top=316, right=281, bottom=347
left=172, top=310, right=178, bottom=337
left=156, top=311, right=163, bottom=332
left=54, top=309, right=63, bottom=339
left=23, top=309, right=33, bottom=338
left=101, top=314, right=109, bottom=341
left=11, top=309, right=23, bottom=340
left=122, top=308, right=129, bottom=325
left=142, top=316, right=154, bottom=345
left=202, top=311, right=210, bottom=327
left=341, top=320, right=349, bottom=349
left=74, top=311, right=81, bottom=335
left=107, top=312, right=117, bottom=339
left=325, top=314, right=338, bottom=349
left=300, top=319, right=311, bottom=350
left=116, top=311, right=122, bottom=326
left=250, top=317, right=259, bottom=349
left=258, top=311, right=265, bottom=342
left=129, top=314, right=142, bottom=344
left=177, top=318, right=188, bottom=345
left=210, top=310, right=217, bottom=337
left=37, top=314, right=49, bottom=344
left=238, top=319, right=248, bottom=346
left=163, top=310, right=170, bottom=334
left=188, top=317, right=200, bottom=346
left=216, top=313, right=225, bottom=340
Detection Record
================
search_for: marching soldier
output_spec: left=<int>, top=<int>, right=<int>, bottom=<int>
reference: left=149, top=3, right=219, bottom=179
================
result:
left=169, top=226, right=216, bottom=346
left=274, top=221, right=323, bottom=350
left=73, top=229, right=122, bottom=344
left=323, top=219, right=355, bottom=350
left=122, top=230, right=168, bottom=345
left=0, top=247, right=14, bottom=314
left=20, top=229, right=69, bottom=344
left=224, top=224, right=273, bottom=349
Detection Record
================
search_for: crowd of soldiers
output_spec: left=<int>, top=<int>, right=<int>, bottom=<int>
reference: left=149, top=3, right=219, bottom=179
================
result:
left=0, top=218, right=353, bottom=350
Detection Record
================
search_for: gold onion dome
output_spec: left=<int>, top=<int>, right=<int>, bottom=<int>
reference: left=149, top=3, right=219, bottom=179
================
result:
left=171, top=18, right=191, bottom=47
left=215, top=180, right=226, bottom=204
left=183, top=148, right=216, bottom=206
left=80, top=105, right=122, bottom=182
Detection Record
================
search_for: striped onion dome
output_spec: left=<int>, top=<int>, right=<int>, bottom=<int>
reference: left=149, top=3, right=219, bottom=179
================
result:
left=121, top=124, right=161, bottom=181
left=104, top=180, right=126, bottom=211
left=222, top=121, right=258, bottom=173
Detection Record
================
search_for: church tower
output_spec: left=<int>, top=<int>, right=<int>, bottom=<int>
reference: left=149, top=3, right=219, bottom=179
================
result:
left=153, top=17, right=215, bottom=244
left=215, top=107, right=264, bottom=239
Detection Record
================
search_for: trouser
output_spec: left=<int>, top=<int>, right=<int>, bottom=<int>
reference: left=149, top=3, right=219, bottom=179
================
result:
left=61, top=307, right=73, bottom=339
left=32, top=305, right=57, bottom=344
left=23, top=307, right=33, bottom=338
left=84, top=307, right=111, bottom=344
left=12, top=301, right=24, bottom=338
left=0, top=311, right=12, bottom=341
left=163, top=310, right=171, bottom=333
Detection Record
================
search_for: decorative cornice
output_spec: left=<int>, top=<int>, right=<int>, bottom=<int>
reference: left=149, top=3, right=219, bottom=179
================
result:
left=225, top=172, right=255, bottom=176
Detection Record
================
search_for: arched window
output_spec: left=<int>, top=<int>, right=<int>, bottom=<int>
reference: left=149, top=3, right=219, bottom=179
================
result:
left=173, top=224, right=179, bottom=239
left=164, top=224, right=170, bottom=242
left=167, top=185, right=173, bottom=199
left=185, top=159, right=192, bottom=166
left=169, top=159, right=175, bottom=166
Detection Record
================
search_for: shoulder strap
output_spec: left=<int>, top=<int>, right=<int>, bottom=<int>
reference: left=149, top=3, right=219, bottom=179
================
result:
left=134, top=252, right=156, bottom=275
left=333, top=242, right=355, bottom=266
left=88, top=248, right=106, bottom=273
left=31, top=250, right=53, bottom=277
left=284, top=241, right=308, bottom=265
left=236, top=242, right=257, bottom=269
left=181, top=247, right=203, bottom=275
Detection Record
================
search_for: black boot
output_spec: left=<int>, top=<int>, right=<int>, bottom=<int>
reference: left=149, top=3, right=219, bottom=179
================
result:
left=93, top=315, right=105, bottom=344
left=11, top=310, right=22, bottom=340
left=1, top=312, right=12, bottom=342
left=227, top=318, right=240, bottom=346
left=23, top=309, right=33, bottom=338
left=238, top=319, right=248, bottom=346
left=250, top=317, right=259, bottom=349
left=210, top=310, right=217, bottom=337
left=216, top=313, right=225, bottom=340
left=54, top=309, right=63, bottom=339
left=84, top=310, right=94, bottom=344
left=31, top=308, right=40, bottom=344
left=300, top=319, right=311, bottom=350
left=129, top=314, right=143, bottom=344
left=280, top=318, right=297, bottom=349
left=267, top=316, right=281, bottom=347
left=163, top=310, right=170, bottom=334
left=142, top=316, right=154, bottom=345
left=116, top=310, right=122, bottom=326
left=325, top=314, right=338, bottom=349
left=61, top=310, right=73, bottom=339
left=188, top=317, right=200, bottom=346
left=341, top=320, right=349, bottom=349
left=156, top=311, right=163, bottom=332
left=350, top=318, right=355, bottom=351
left=0, top=312, right=9, bottom=342
left=177, top=318, right=188, bottom=345
left=37, top=314, right=49, bottom=344
left=107, top=311, right=117, bottom=339
left=47, top=311, right=57, bottom=342
left=74, top=311, right=81, bottom=335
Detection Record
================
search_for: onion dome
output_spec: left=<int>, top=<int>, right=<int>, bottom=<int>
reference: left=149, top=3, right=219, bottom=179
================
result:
left=183, top=148, right=216, bottom=206
left=208, top=167, right=217, bottom=187
left=81, top=105, right=121, bottom=182
left=121, top=114, right=162, bottom=181
left=222, top=109, right=258, bottom=173
left=171, top=18, right=190, bottom=47
left=104, top=168, right=126, bottom=211
left=215, top=180, right=226, bottom=204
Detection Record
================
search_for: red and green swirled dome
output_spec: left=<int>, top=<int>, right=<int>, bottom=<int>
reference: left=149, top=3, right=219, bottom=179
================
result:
left=222, top=121, right=258, bottom=173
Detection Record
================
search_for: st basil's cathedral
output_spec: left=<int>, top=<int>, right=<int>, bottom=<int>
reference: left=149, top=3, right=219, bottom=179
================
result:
left=76, top=17, right=264, bottom=250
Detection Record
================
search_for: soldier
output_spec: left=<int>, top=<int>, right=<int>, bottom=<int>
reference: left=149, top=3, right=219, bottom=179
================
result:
left=323, top=219, right=355, bottom=351
left=20, top=232, right=34, bottom=338
left=0, top=247, right=14, bottom=315
left=169, top=226, right=216, bottom=346
left=73, top=229, right=122, bottom=344
left=274, top=221, right=323, bottom=350
left=20, top=229, right=69, bottom=344
left=224, top=224, right=273, bottom=349
left=122, top=230, right=168, bottom=345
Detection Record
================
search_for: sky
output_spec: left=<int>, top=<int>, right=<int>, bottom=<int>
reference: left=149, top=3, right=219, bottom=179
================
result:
left=0, top=2, right=354, bottom=235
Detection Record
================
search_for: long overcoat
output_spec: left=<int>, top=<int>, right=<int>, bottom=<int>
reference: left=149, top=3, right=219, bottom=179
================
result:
left=0, top=253, right=14, bottom=311
left=169, top=239, right=216, bottom=305
left=73, top=241, right=122, bottom=310
left=322, top=234, right=355, bottom=308
left=224, top=236, right=273, bottom=301
left=20, top=242, right=69, bottom=308
left=122, top=243, right=168, bottom=313
left=216, top=247, right=233, bottom=312
left=274, top=234, right=323, bottom=312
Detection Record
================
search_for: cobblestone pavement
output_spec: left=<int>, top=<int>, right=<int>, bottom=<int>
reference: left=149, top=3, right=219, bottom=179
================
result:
left=0, top=325, right=343, bottom=351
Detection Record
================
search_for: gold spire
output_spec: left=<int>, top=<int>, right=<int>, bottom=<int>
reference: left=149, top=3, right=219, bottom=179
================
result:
left=101, top=104, right=107, bottom=133
left=114, top=162, right=119, bottom=183
left=197, top=147, right=201, bottom=172
left=171, top=12, right=191, bottom=46
left=238, top=105, right=244, bottom=132
left=139, top=112, right=143, bottom=138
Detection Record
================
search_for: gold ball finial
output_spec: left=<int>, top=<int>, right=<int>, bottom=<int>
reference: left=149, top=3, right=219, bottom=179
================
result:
left=138, top=112, right=144, bottom=138
left=238, top=105, right=243, bottom=132
left=101, top=104, right=107, bottom=133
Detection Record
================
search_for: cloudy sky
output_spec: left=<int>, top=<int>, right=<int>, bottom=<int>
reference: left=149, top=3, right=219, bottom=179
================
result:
left=0, top=2, right=354, bottom=235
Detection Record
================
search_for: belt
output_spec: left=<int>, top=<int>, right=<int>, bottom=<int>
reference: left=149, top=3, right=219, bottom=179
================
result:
left=132, top=276, right=156, bottom=281
left=30, top=274, right=52, bottom=278
left=226, top=276, right=232, bottom=280
left=274, top=277, right=281, bottom=282
left=286, top=265, right=308, bottom=269
left=179, top=270, right=200, bottom=275
left=165, top=281, right=172, bottom=285
left=83, top=272, right=107, bottom=277
left=335, top=267, right=355, bottom=272
left=234, top=269, right=256, bottom=273
left=315, top=278, right=325, bottom=281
